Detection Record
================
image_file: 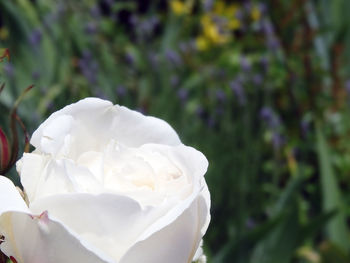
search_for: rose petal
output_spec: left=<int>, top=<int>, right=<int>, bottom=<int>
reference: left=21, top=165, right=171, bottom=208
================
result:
left=0, top=177, right=111, bottom=262
left=139, top=144, right=209, bottom=184
left=39, top=114, right=74, bottom=156
left=0, top=211, right=112, bottom=263
left=30, top=98, right=181, bottom=157
left=199, top=181, right=211, bottom=235
left=30, top=98, right=112, bottom=155
left=193, top=183, right=211, bottom=262
left=120, top=193, right=209, bottom=263
left=0, top=176, right=29, bottom=215
left=16, top=153, right=48, bottom=203
left=18, top=153, right=104, bottom=202
left=29, top=193, right=176, bottom=261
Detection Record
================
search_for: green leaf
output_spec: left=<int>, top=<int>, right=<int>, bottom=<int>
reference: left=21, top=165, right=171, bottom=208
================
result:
left=249, top=175, right=303, bottom=263
left=316, top=122, right=350, bottom=251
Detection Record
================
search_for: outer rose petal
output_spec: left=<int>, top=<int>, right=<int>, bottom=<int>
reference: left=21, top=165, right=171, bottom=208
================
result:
left=0, top=176, right=29, bottom=215
left=30, top=98, right=181, bottom=156
left=0, top=176, right=111, bottom=263
left=198, top=182, right=211, bottom=236
left=193, top=183, right=211, bottom=262
left=120, top=193, right=209, bottom=263
left=30, top=193, right=180, bottom=261
left=0, top=212, right=112, bottom=263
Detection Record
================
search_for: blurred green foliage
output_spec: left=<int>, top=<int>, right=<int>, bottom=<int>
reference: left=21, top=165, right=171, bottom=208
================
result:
left=2, top=0, right=350, bottom=262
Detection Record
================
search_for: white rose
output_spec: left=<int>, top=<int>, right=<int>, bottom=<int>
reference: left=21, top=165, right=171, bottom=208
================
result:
left=0, top=98, right=210, bottom=263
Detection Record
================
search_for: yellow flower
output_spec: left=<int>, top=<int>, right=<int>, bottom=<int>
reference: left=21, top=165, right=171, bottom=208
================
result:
left=170, top=0, right=189, bottom=15
left=223, top=4, right=239, bottom=18
left=204, top=24, right=219, bottom=41
left=201, top=14, right=230, bottom=44
left=228, top=19, right=241, bottom=30
left=251, top=6, right=261, bottom=21
left=200, top=14, right=211, bottom=27
left=212, top=1, right=241, bottom=30
left=196, top=0, right=241, bottom=50
left=213, top=1, right=225, bottom=14
left=206, top=25, right=230, bottom=44
left=196, top=36, right=209, bottom=51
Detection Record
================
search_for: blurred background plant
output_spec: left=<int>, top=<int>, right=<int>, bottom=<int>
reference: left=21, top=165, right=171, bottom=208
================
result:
left=1, top=0, right=350, bottom=262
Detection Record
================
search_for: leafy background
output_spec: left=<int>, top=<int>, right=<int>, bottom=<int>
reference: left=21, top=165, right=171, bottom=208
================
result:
left=1, top=0, right=350, bottom=262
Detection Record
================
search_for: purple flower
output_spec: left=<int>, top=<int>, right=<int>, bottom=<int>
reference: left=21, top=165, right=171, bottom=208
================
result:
left=32, top=71, right=40, bottom=80
left=301, top=118, right=310, bottom=137
left=215, top=90, right=226, bottom=103
left=267, top=37, right=280, bottom=50
left=272, top=132, right=286, bottom=150
left=82, top=49, right=92, bottom=59
left=130, top=15, right=139, bottom=26
left=78, top=50, right=98, bottom=84
left=125, top=52, right=135, bottom=65
left=177, top=88, right=188, bottom=103
left=139, top=17, right=158, bottom=35
left=203, top=0, right=214, bottom=11
left=116, top=85, right=127, bottom=97
left=243, top=1, right=252, bottom=12
left=261, top=20, right=280, bottom=50
left=132, top=15, right=159, bottom=39
left=3, top=63, right=14, bottom=78
left=179, top=41, right=196, bottom=54
left=230, top=80, right=246, bottom=106
left=240, top=56, right=251, bottom=72
left=262, top=20, right=274, bottom=36
left=90, top=5, right=101, bottom=18
left=215, top=69, right=227, bottom=79
left=252, top=74, right=263, bottom=85
left=165, top=49, right=182, bottom=67
left=29, top=29, right=42, bottom=46
left=103, top=0, right=114, bottom=7
left=245, top=218, right=256, bottom=229
left=196, top=106, right=205, bottom=119
left=47, top=101, right=55, bottom=111
left=84, top=22, right=98, bottom=35
left=345, top=80, right=350, bottom=95
left=170, top=75, right=179, bottom=88
left=94, top=88, right=108, bottom=100
left=258, top=3, right=267, bottom=16
left=235, top=9, right=244, bottom=21
left=207, top=116, right=215, bottom=128
left=260, top=107, right=273, bottom=120
left=215, top=106, right=224, bottom=116
left=260, top=56, right=269, bottom=73
left=56, top=3, right=66, bottom=18
left=147, top=51, right=159, bottom=68
left=260, top=107, right=281, bottom=129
